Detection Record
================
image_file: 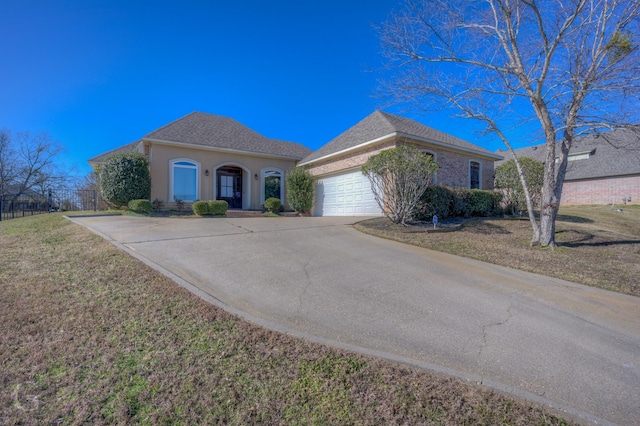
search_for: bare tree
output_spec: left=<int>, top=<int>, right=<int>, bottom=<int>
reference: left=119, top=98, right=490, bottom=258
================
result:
left=380, top=0, right=640, bottom=247
left=0, top=129, right=66, bottom=201
left=0, top=129, right=18, bottom=195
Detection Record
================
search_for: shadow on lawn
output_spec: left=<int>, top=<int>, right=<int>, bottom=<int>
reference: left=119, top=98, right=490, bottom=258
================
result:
left=463, top=219, right=511, bottom=235
left=556, top=214, right=595, bottom=224
left=556, top=229, right=640, bottom=248
left=560, top=239, right=640, bottom=248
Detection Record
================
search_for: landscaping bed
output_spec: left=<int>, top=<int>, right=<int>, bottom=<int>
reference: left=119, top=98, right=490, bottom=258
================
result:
left=355, top=205, right=640, bottom=297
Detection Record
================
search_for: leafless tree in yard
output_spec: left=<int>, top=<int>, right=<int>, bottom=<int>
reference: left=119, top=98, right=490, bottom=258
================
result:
left=0, top=128, right=67, bottom=201
left=379, top=0, right=640, bottom=247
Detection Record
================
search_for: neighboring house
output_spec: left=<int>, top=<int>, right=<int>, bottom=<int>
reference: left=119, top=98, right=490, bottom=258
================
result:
left=298, top=111, right=503, bottom=216
left=497, top=127, right=640, bottom=205
left=89, top=112, right=312, bottom=210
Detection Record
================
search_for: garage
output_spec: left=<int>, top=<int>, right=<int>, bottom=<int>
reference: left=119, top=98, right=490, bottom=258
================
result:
left=314, top=170, right=383, bottom=216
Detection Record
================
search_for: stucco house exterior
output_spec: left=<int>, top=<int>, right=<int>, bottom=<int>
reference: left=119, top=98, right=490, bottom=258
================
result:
left=89, top=112, right=311, bottom=210
left=90, top=111, right=503, bottom=216
left=497, top=127, right=640, bottom=205
left=298, top=111, right=503, bottom=216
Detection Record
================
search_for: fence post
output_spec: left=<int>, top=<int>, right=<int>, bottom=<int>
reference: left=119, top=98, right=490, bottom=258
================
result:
left=93, top=190, right=98, bottom=211
left=0, top=195, right=3, bottom=221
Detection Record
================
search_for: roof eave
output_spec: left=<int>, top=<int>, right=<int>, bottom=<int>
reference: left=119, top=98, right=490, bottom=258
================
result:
left=143, top=138, right=306, bottom=161
left=396, top=132, right=504, bottom=160
left=298, top=133, right=398, bottom=166
left=299, top=132, right=503, bottom=166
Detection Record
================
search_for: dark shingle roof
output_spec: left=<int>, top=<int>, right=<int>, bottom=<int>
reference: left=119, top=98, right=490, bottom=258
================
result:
left=497, top=127, right=640, bottom=180
left=88, top=141, right=141, bottom=165
left=300, top=111, right=501, bottom=164
left=144, top=112, right=311, bottom=159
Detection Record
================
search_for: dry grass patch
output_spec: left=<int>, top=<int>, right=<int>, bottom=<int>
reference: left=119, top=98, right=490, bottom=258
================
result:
left=355, top=205, right=640, bottom=297
left=0, top=213, right=571, bottom=425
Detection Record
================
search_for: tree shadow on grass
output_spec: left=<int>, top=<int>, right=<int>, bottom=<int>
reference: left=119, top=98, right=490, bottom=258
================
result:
left=556, top=229, right=640, bottom=248
left=556, top=214, right=594, bottom=224
left=463, top=219, right=511, bottom=235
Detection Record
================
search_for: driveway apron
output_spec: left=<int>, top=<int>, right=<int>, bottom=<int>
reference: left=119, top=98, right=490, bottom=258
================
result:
left=70, top=215, right=640, bottom=426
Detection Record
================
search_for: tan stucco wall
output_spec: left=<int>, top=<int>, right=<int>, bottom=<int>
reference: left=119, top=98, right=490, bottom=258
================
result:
left=305, top=137, right=497, bottom=190
left=147, top=142, right=299, bottom=210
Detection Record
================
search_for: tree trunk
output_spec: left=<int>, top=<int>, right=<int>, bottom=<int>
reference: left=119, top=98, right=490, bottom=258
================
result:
left=539, top=201, right=558, bottom=247
left=538, top=131, right=571, bottom=248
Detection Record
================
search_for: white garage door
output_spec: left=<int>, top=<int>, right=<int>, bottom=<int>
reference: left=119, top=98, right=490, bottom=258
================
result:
left=314, top=170, right=383, bottom=216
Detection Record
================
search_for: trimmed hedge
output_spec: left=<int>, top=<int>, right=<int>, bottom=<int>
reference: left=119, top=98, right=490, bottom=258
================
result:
left=416, top=186, right=502, bottom=220
left=191, top=200, right=228, bottom=216
left=264, top=197, right=281, bottom=213
left=469, top=189, right=502, bottom=216
left=418, top=186, right=452, bottom=219
left=128, top=199, right=152, bottom=214
left=208, top=200, right=228, bottom=216
left=192, top=201, right=210, bottom=216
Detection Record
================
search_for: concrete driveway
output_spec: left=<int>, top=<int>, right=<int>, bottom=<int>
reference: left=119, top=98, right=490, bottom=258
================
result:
left=70, top=215, right=640, bottom=426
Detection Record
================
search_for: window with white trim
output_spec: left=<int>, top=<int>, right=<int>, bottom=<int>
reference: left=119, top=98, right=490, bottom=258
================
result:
left=262, top=168, right=283, bottom=204
left=171, top=159, right=199, bottom=201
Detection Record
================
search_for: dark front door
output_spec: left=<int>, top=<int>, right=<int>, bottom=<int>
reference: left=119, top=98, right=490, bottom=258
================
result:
left=217, top=167, right=242, bottom=209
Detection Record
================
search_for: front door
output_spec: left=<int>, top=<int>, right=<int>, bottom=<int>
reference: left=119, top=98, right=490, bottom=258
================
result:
left=217, top=167, right=242, bottom=209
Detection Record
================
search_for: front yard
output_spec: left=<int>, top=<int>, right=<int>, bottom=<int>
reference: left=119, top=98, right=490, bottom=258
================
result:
left=0, top=213, right=571, bottom=425
left=355, top=205, right=640, bottom=297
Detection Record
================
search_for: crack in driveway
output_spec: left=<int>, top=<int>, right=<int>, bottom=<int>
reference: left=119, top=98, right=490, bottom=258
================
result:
left=478, top=302, right=514, bottom=357
left=297, top=257, right=314, bottom=313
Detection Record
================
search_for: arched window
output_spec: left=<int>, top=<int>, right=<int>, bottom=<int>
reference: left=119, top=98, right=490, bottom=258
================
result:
left=469, top=161, right=481, bottom=189
left=170, top=159, right=199, bottom=201
left=262, top=168, right=284, bottom=204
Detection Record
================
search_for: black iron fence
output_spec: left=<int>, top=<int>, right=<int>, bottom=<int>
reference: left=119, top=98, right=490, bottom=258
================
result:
left=0, top=189, right=104, bottom=221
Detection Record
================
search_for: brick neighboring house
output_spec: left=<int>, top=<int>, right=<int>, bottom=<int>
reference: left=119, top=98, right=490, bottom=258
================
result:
left=298, top=111, right=503, bottom=216
left=497, top=127, right=640, bottom=206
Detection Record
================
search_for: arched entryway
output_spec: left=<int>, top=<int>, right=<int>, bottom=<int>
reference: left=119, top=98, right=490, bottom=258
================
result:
left=216, top=166, right=243, bottom=209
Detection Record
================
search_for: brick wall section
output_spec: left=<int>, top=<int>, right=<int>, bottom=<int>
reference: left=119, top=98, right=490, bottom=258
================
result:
left=306, top=140, right=398, bottom=176
left=434, top=150, right=496, bottom=190
left=306, top=138, right=496, bottom=190
left=561, top=175, right=640, bottom=205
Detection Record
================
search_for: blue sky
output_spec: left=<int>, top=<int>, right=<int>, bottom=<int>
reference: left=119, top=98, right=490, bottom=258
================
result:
left=1, top=0, right=500, bottom=178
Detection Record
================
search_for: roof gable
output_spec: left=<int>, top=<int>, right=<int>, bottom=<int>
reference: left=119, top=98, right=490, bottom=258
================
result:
left=144, top=112, right=311, bottom=159
left=497, top=127, right=640, bottom=180
left=300, top=111, right=501, bottom=164
left=88, top=141, right=141, bottom=165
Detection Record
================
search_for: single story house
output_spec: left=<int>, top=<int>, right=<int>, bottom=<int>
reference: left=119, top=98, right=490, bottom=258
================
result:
left=90, top=111, right=503, bottom=215
left=90, top=112, right=312, bottom=210
left=497, top=127, right=640, bottom=205
left=298, top=111, right=503, bottom=216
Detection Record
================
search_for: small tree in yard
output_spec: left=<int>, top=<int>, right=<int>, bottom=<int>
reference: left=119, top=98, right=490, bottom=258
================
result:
left=99, top=152, right=151, bottom=208
left=286, top=167, right=314, bottom=214
left=362, top=145, right=439, bottom=225
left=495, top=158, right=544, bottom=215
